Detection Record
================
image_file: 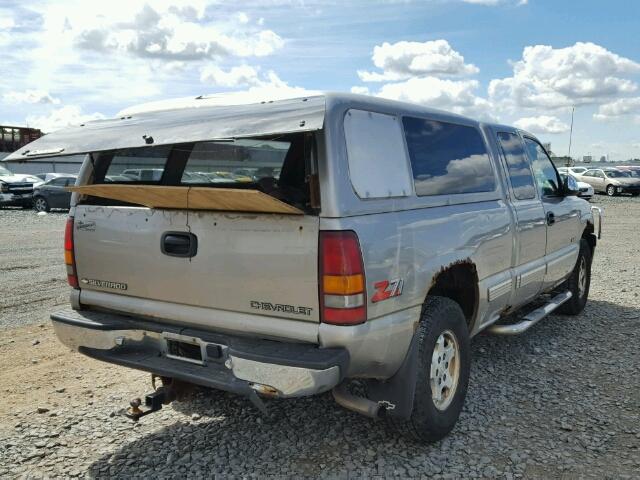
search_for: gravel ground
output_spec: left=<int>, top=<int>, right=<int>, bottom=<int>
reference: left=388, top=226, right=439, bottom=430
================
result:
left=0, top=209, right=69, bottom=330
left=0, top=196, right=639, bottom=479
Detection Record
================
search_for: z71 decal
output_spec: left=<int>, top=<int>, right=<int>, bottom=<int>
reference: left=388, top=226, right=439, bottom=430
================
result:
left=371, top=278, right=404, bottom=303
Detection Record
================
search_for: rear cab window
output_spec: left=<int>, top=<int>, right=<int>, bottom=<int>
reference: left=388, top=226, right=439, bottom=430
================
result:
left=402, top=117, right=496, bottom=196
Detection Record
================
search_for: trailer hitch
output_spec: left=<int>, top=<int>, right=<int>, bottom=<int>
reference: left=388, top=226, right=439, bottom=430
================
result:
left=125, top=376, right=178, bottom=421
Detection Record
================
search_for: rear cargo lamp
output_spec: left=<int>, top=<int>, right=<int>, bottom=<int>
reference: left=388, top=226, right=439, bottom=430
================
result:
left=319, top=231, right=367, bottom=325
left=64, top=216, right=79, bottom=289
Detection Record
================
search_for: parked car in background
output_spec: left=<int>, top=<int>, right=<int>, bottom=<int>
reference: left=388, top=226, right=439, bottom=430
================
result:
left=35, top=172, right=66, bottom=182
left=557, top=166, right=588, bottom=177
left=0, top=165, right=41, bottom=208
left=121, top=168, right=164, bottom=181
left=560, top=173, right=594, bottom=200
left=616, top=166, right=640, bottom=178
left=580, top=168, right=640, bottom=196
left=32, top=175, right=77, bottom=212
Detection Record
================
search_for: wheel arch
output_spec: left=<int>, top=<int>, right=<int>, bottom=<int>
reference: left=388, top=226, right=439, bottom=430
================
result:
left=582, top=222, right=597, bottom=257
left=426, top=260, right=479, bottom=333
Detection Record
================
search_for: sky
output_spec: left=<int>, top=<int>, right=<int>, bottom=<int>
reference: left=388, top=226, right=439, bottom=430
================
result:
left=1, top=0, right=639, bottom=160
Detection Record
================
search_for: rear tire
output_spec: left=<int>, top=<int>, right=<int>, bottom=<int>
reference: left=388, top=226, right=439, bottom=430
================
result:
left=392, top=296, right=470, bottom=443
left=606, top=184, right=616, bottom=196
left=33, top=196, right=50, bottom=212
left=557, top=238, right=592, bottom=315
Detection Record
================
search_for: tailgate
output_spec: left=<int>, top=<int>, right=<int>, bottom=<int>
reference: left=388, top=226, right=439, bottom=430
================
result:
left=73, top=205, right=320, bottom=323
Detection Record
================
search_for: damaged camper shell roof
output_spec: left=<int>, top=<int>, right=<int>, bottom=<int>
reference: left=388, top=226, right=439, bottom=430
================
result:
left=3, top=95, right=326, bottom=161
left=3, top=93, right=473, bottom=162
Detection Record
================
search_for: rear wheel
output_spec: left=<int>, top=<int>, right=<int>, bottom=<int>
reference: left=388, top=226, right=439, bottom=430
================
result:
left=33, top=196, right=50, bottom=212
left=557, top=239, right=592, bottom=315
left=606, top=184, right=616, bottom=196
left=392, top=296, right=470, bottom=443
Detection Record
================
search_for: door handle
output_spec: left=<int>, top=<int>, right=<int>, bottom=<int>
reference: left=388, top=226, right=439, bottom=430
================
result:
left=546, top=211, right=556, bottom=226
left=161, top=232, right=198, bottom=258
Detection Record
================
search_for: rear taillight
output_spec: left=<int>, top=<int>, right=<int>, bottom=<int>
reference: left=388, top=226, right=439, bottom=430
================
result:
left=64, top=216, right=79, bottom=289
left=319, top=231, right=366, bottom=325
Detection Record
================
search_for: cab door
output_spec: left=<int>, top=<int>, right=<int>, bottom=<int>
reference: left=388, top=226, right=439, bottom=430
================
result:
left=46, top=177, right=69, bottom=208
left=522, top=137, right=581, bottom=289
left=592, top=170, right=606, bottom=192
left=494, top=130, right=546, bottom=307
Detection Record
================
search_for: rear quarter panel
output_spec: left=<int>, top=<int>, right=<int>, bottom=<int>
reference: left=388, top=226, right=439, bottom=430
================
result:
left=320, top=201, right=512, bottom=326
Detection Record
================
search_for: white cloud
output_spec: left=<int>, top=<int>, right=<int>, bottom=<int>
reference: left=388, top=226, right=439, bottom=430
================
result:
left=0, top=14, right=15, bottom=30
left=594, top=97, right=640, bottom=121
left=26, top=105, right=105, bottom=133
left=353, top=38, right=491, bottom=119
left=200, top=65, right=261, bottom=87
left=350, top=86, right=370, bottom=95
left=376, top=77, right=493, bottom=119
left=236, top=12, right=250, bottom=24
left=489, top=42, right=640, bottom=112
left=3, top=89, right=60, bottom=105
left=358, top=39, right=478, bottom=82
left=514, top=115, right=570, bottom=134
left=70, top=3, right=284, bottom=60
left=118, top=72, right=319, bottom=116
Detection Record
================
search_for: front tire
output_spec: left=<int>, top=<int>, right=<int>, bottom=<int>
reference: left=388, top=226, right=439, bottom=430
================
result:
left=33, top=196, right=50, bottom=212
left=392, top=296, right=470, bottom=443
left=557, top=238, right=592, bottom=315
left=606, top=184, right=616, bottom=196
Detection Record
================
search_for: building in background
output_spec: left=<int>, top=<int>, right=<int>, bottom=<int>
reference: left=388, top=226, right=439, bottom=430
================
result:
left=1, top=126, right=42, bottom=155
left=0, top=125, right=84, bottom=174
left=583, top=155, right=592, bottom=163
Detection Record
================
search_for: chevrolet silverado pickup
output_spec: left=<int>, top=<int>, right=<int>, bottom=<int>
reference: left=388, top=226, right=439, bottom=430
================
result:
left=4, top=93, right=603, bottom=442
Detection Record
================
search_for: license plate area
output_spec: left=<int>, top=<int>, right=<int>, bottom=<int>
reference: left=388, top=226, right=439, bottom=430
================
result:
left=163, top=333, right=205, bottom=365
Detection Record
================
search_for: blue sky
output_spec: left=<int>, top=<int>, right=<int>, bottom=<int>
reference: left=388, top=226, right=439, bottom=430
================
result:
left=1, top=0, right=639, bottom=160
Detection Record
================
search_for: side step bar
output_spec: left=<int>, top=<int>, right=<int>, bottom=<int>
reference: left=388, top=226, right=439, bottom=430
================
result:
left=488, top=291, right=572, bottom=335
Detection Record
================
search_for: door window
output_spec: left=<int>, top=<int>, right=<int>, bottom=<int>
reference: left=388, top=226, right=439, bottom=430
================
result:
left=496, top=132, right=536, bottom=200
left=523, top=138, right=561, bottom=196
left=49, top=177, right=68, bottom=186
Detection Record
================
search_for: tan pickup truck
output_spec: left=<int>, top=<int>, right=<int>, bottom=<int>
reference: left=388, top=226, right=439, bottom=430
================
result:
left=5, top=93, right=602, bottom=442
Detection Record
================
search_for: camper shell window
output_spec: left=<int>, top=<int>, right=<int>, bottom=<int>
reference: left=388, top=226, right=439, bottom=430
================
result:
left=87, top=133, right=319, bottom=212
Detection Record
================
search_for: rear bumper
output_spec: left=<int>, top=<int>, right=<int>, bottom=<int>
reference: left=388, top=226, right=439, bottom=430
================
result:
left=51, top=308, right=348, bottom=398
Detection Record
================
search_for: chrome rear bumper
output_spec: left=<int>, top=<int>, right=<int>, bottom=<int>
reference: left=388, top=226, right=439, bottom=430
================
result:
left=51, top=308, right=347, bottom=398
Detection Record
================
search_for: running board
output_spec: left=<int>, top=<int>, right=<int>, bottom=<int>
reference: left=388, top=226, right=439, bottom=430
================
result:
left=488, top=291, right=573, bottom=335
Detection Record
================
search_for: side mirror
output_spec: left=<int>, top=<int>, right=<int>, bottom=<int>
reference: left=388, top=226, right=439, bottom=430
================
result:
left=564, top=175, right=579, bottom=196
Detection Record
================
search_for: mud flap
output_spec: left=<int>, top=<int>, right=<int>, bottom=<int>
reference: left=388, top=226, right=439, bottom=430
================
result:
left=365, top=331, right=419, bottom=420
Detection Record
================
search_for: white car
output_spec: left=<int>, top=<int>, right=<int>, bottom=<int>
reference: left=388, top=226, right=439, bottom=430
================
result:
left=35, top=172, right=67, bottom=182
left=557, top=166, right=588, bottom=177
left=0, top=165, right=42, bottom=207
left=560, top=173, right=593, bottom=200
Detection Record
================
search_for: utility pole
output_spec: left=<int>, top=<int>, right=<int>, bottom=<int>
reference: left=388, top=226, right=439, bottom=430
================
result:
left=567, top=106, right=575, bottom=167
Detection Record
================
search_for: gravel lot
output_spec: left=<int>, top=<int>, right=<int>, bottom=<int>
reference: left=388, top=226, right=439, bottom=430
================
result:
left=1, top=197, right=639, bottom=479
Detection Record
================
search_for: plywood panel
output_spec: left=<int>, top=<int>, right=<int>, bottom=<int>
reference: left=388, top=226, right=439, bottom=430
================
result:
left=68, top=184, right=304, bottom=215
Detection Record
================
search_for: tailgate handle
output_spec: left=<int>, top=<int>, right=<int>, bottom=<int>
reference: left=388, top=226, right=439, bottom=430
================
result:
left=161, top=232, right=198, bottom=258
